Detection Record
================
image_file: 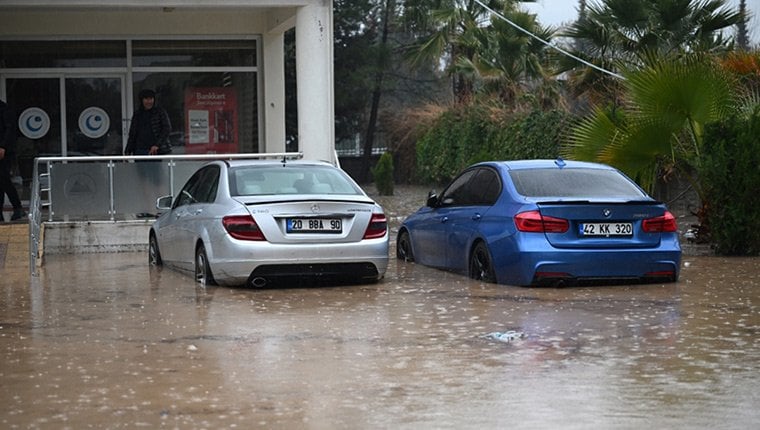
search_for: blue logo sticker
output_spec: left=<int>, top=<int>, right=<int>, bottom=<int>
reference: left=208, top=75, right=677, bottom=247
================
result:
left=18, top=107, right=51, bottom=140
left=78, top=107, right=110, bottom=139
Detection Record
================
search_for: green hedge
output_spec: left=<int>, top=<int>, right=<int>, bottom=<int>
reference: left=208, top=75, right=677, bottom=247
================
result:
left=372, top=151, right=395, bottom=196
left=415, top=106, right=573, bottom=184
left=701, top=108, right=760, bottom=255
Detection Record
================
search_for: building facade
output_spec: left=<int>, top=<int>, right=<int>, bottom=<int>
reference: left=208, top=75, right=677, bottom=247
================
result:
left=0, top=0, right=336, bottom=187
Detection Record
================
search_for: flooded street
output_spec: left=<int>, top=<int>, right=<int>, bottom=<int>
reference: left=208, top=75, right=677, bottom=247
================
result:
left=1, top=187, right=758, bottom=428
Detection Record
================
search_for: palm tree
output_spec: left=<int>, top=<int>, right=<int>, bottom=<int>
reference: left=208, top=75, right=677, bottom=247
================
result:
left=453, top=4, right=557, bottom=106
left=569, top=0, right=741, bottom=62
left=404, top=0, right=540, bottom=102
left=563, top=55, right=738, bottom=211
left=560, top=0, right=742, bottom=106
left=736, top=0, right=750, bottom=50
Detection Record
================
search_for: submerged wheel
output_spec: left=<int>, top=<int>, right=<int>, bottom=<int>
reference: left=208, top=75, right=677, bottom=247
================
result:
left=195, top=244, right=215, bottom=286
left=396, top=230, right=415, bottom=262
left=149, top=233, right=162, bottom=266
left=469, top=241, right=496, bottom=283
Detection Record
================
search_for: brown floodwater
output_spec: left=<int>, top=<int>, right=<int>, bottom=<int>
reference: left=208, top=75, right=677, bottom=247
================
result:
left=1, top=186, right=758, bottom=429
left=1, top=252, right=757, bottom=429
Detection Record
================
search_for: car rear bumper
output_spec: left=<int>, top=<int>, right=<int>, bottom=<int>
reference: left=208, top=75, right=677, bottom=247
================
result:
left=208, top=239, right=389, bottom=286
left=497, top=247, right=681, bottom=286
left=248, top=262, right=382, bottom=286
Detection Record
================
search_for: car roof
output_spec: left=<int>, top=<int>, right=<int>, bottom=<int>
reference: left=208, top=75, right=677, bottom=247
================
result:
left=476, top=159, right=617, bottom=171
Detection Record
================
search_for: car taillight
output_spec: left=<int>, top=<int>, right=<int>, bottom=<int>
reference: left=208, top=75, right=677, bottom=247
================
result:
left=642, top=211, right=678, bottom=233
left=514, top=210, right=569, bottom=233
left=223, top=215, right=266, bottom=241
left=363, top=213, right=387, bottom=239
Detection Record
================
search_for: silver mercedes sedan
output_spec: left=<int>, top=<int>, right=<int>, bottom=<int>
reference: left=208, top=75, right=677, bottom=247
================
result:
left=148, top=159, right=389, bottom=287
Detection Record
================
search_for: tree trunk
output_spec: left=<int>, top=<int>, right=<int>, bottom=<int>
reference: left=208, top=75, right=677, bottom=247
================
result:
left=360, top=0, right=393, bottom=183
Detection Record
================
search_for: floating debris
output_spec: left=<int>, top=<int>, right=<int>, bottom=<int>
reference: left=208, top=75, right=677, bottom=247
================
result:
left=485, top=331, right=525, bottom=343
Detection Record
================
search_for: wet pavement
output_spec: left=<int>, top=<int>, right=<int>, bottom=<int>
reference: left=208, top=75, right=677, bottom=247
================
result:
left=1, top=187, right=759, bottom=429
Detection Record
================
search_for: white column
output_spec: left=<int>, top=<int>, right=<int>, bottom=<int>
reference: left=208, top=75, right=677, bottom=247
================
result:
left=295, top=1, right=335, bottom=164
left=262, top=32, right=286, bottom=154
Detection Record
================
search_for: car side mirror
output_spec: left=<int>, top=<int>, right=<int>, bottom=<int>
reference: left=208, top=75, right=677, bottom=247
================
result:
left=426, top=191, right=439, bottom=207
left=156, top=195, right=173, bottom=211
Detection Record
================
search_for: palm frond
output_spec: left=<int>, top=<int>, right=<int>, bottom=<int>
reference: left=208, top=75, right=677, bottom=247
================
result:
left=563, top=107, right=624, bottom=161
left=407, top=32, right=450, bottom=69
left=624, top=56, right=738, bottom=147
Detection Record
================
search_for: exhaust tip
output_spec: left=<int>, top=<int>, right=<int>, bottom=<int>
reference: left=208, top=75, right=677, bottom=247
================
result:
left=251, top=277, right=268, bottom=288
left=533, top=271, right=573, bottom=287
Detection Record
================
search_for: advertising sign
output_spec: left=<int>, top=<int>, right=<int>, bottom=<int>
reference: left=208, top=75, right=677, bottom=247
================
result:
left=184, top=88, right=238, bottom=153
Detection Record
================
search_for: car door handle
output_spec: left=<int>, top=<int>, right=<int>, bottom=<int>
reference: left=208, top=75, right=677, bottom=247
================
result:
left=440, top=216, right=448, bottom=223
left=472, top=213, right=481, bottom=221
left=193, top=209, right=203, bottom=215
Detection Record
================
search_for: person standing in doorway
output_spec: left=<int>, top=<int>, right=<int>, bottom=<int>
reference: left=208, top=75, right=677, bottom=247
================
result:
left=124, top=89, right=172, bottom=156
left=0, top=99, right=26, bottom=222
left=124, top=89, right=171, bottom=219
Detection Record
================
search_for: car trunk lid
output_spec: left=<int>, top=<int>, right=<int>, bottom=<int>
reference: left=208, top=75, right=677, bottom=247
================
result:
left=237, top=197, right=381, bottom=244
left=536, top=200, right=667, bottom=249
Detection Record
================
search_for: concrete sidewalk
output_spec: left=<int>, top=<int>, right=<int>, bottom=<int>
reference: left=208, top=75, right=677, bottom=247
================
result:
left=0, top=222, right=29, bottom=275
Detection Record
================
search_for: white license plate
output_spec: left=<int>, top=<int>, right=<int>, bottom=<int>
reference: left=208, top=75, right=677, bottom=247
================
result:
left=580, top=222, right=633, bottom=236
left=287, top=218, right=342, bottom=233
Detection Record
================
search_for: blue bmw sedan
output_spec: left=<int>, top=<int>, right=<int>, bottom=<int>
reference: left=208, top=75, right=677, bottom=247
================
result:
left=396, top=159, right=681, bottom=286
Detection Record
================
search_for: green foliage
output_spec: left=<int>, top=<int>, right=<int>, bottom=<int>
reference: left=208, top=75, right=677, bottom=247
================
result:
left=416, top=106, right=571, bottom=184
left=700, top=108, right=760, bottom=255
left=415, top=106, right=487, bottom=184
left=563, top=55, right=738, bottom=194
left=372, top=151, right=395, bottom=196
left=490, top=110, right=571, bottom=160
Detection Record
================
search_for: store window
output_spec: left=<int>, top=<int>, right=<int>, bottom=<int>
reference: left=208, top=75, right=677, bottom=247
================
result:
left=132, top=71, right=258, bottom=154
left=131, top=39, right=259, bottom=154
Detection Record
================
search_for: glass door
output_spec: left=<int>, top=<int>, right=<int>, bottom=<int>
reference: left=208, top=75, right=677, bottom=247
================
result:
left=5, top=77, right=62, bottom=197
left=4, top=75, right=125, bottom=199
left=65, top=76, right=125, bottom=156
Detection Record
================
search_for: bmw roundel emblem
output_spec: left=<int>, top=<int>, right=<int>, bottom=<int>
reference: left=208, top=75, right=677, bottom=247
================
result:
left=78, top=107, right=110, bottom=139
left=603, top=209, right=612, bottom=218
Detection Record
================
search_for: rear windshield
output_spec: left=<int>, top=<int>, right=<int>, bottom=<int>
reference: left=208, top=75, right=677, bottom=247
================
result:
left=508, top=168, right=649, bottom=199
left=229, top=165, right=364, bottom=196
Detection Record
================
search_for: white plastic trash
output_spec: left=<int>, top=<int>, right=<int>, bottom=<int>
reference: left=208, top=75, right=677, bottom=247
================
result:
left=486, top=331, right=525, bottom=343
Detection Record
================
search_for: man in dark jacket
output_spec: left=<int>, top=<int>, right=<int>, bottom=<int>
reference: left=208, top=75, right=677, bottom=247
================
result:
left=125, top=89, right=171, bottom=156
left=0, top=99, right=26, bottom=222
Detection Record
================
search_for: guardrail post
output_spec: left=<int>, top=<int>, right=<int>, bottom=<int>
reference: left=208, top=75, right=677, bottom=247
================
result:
left=169, top=159, right=176, bottom=198
left=108, top=160, right=115, bottom=221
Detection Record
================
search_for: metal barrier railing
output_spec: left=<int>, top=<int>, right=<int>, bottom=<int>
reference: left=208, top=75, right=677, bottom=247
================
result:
left=29, top=152, right=303, bottom=276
